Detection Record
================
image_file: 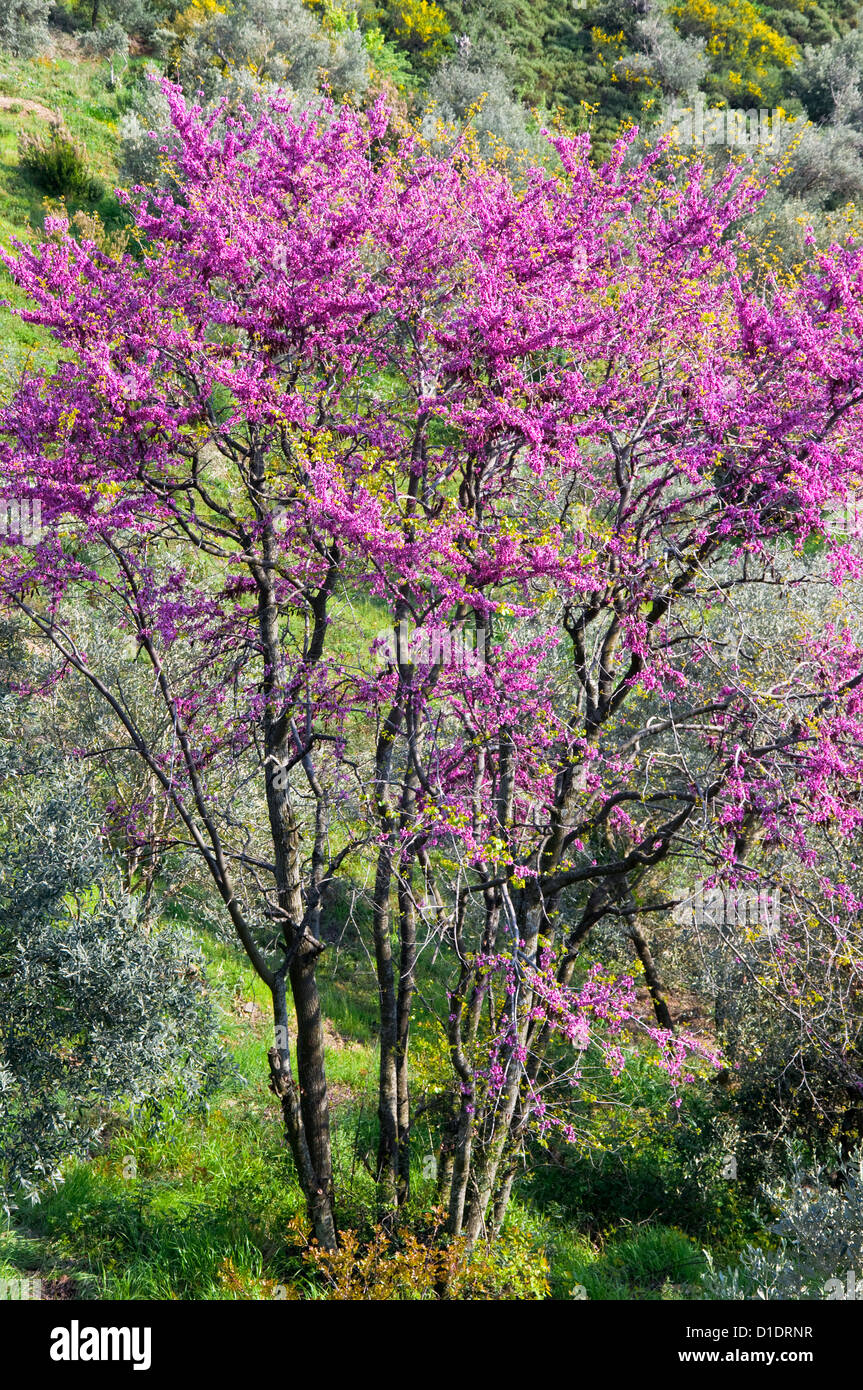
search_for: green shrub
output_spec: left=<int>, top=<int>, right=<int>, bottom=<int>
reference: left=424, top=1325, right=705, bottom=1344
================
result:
left=702, top=1147, right=863, bottom=1300
left=0, top=743, right=230, bottom=1215
left=18, top=116, right=101, bottom=198
left=0, top=0, right=50, bottom=56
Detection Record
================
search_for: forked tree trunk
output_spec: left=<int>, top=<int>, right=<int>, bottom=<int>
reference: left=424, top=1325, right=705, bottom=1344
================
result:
left=265, top=744, right=337, bottom=1248
left=447, top=885, right=543, bottom=1246
left=256, top=503, right=337, bottom=1248
left=268, top=974, right=337, bottom=1251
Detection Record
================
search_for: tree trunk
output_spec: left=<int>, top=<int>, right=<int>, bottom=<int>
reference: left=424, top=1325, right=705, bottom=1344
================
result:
left=268, top=973, right=337, bottom=1250
left=370, top=694, right=406, bottom=1211
left=445, top=1096, right=475, bottom=1237
left=490, top=1164, right=516, bottom=1239
left=628, top=916, right=674, bottom=1031
left=265, top=744, right=336, bottom=1247
left=372, top=839, right=399, bottom=1210
left=459, top=887, right=542, bottom=1245
left=395, top=854, right=417, bottom=1205
left=290, top=947, right=334, bottom=1221
left=256, top=507, right=337, bottom=1247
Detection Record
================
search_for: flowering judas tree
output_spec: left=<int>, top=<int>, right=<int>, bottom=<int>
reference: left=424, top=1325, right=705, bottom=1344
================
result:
left=3, top=84, right=863, bottom=1248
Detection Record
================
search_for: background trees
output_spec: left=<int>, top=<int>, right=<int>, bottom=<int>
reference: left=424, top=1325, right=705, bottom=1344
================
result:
left=0, top=0, right=50, bottom=56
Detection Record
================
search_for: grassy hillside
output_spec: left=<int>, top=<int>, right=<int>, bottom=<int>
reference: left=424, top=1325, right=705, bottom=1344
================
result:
left=0, top=46, right=133, bottom=380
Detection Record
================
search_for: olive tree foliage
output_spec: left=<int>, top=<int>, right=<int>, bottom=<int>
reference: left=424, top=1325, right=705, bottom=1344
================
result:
left=703, top=1147, right=863, bottom=1299
left=526, top=538, right=863, bottom=1172
left=0, top=0, right=50, bottom=55
left=666, top=906, right=863, bottom=1176
left=777, top=118, right=863, bottom=208
left=0, top=729, right=229, bottom=1215
left=435, top=0, right=517, bottom=77
left=156, top=0, right=368, bottom=102
left=120, top=66, right=214, bottom=188
left=790, top=29, right=863, bottom=128
left=112, top=0, right=158, bottom=38
left=80, top=15, right=128, bottom=55
left=422, top=35, right=547, bottom=164
left=624, top=17, right=863, bottom=256
left=615, top=0, right=708, bottom=96
left=0, top=604, right=186, bottom=909
left=80, top=19, right=129, bottom=87
left=768, top=30, right=863, bottom=211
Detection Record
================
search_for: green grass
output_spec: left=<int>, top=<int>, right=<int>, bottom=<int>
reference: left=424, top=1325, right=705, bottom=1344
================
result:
left=0, top=50, right=140, bottom=385
left=544, top=1221, right=709, bottom=1301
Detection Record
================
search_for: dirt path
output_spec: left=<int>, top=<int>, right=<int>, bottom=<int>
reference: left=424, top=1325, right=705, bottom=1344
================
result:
left=0, top=96, right=56, bottom=122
